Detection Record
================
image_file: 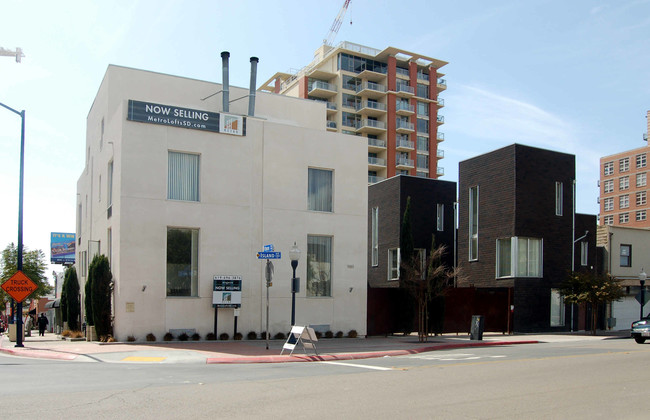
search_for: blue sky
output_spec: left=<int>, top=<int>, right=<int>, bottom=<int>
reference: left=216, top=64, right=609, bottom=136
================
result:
left=1, top=0, right=649, bottom=282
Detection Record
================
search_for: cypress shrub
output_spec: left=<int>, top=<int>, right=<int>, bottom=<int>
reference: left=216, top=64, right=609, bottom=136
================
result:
left=64, top=266, right=80, bottom=331
left=90, top=255, right=112, bottom=338
left=84, top=268, right=93, bottom=326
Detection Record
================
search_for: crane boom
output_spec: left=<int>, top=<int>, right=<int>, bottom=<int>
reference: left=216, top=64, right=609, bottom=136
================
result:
left=323, top=0, right=351, bottom=46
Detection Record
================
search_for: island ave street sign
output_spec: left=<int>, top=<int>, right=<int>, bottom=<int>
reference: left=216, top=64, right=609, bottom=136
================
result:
left=1, top=270, right=38, bottom=303
left=257, top=251, right=281, bottom=259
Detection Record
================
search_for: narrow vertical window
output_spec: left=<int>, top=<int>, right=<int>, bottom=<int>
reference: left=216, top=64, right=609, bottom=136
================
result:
left=307, top=235, right=332, bottom=297
left=436, top=203, right=444, bottom=231
left=620, top=244, right=632, bottom=267
left=550, top=289, right=565, bottom=327
left=308, top=168, right=333, bottom=212
left=166, top=228, right=199, bottom=297
left=388, top=248, right=400, bottom=280
left=469, top=186, right=479, bottom=260
left=555, top=182, right=563, bottom=216
left=107, top=228, right=112, bottom=265
left=580, top=241, right=588, bottom=266
left=168, top=152, right=199, bottom=202
left=371, top=207, right=379, bottom=266
left=107, top=161, right=113, bottom=208
left=98, top=175, right=102, bottom=202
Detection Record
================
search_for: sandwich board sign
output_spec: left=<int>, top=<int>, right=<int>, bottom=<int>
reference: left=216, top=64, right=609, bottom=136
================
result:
left=280, top=326, right=319, bottom=356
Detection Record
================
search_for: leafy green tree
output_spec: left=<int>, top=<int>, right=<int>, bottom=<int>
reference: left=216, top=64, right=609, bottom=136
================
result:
left=559, top=271, right=625, bottom=334
left=1, top=243, right=53, bottom=307
left=64, top=266, right=80, bottom=331
left=85, top=274, right=93, bottom=326
left=89, top=255, right=112, bottom=338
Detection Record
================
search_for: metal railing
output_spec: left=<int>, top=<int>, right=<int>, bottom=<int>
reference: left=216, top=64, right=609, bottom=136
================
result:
left=396, top=120, right=414, bottom=131
left=356, top=81, right=386, bottom=93
left=397, top=84, right=415, bottom=95
left=396, top=139, right=414, bottom=149
left=396, top=156, right=414, bottom=167
left=359, top=119, right=386, bottom=129
left=437, top=132, right=445, bottom=141
left=396, top=102, right=415, bottom=113
left=327, top=121, right=337, bottom=129
left=326, top=102, right=337, bottom=111
left=368, top=175, right=386, bottom=184
left=368, top=138, right=386, bottom=148
left=437, top=78, right=447, bottom=86
left=309, top=80, right=336, bottom=92
left=368, top=156, right=386, bottom=166
left=437, top=167, right=445, bottom=176
left=360, top=101, right=386, bottom=111
left=437, top=149, right=444, bottom=158
left=437, top=115, right=445, bottom=123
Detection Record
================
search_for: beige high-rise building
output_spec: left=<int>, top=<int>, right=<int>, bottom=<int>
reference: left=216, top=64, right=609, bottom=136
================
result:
left=599, top=110, right=650, bottom=227
left=260, top=41, right=447, bottom=184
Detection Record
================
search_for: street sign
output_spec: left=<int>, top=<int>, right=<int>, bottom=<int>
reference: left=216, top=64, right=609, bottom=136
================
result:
left=257, top=251, right=281, bottom=259
left=635, top=291, right=650, bottom=306
left=1, top=270, right=38, bottom=303
left=263, top=244, right=274, bottom=252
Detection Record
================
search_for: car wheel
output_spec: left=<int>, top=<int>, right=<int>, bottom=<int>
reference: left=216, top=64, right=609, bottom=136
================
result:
left=634, top=337, right=646, bottom=344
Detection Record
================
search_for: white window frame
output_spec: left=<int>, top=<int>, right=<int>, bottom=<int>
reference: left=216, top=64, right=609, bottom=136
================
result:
left=604, top=179, right=614, bottom=193
left=636, top=210, right=647, bottom=221
left=371, top=207, right=379, bottom=267
left=619, top=176, right=629, bottom=191
left=604, top=161, right=614, bottom=176
left=469, top=186, right=479, bottom=261
left=637, top=153, right=647, bottom=169
left=604, top=197, right=614, bottom=212
left=388, top=248, right=400, bottom=281
left=636, top=191, right=647, bottom=206
left=555, top=182, right=563, bottom=216
left=620, top=212, right=630, bottom=224
left=620, top=157, right=630, bottom=172
left=620, top=194, right=630, bottom=209
left=604, top=215, right=614, bottom=225
left=637, top=172, right=647, bottom=187
left=496, top=237, right=543, bottom=278
left=436, top=203, right=444, bottom=231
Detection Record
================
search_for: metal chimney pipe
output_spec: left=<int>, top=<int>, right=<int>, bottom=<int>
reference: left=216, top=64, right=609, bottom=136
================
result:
left=248, top=56, right=259, bottom=116
left=221, top=51, right=230, bottom=112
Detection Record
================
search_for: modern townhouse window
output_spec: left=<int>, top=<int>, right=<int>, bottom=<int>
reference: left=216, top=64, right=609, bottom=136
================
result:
left=107, top=160, right=113, bottom=215
left=308, top=168, right=333, bottom=212
left=637, top=153, right=647, bottom=169
left=495, top=237, right=543, bottom=278
left=166, top=227, right=199, bottom=297
left=417, top=101, right=429, bottom=117
left=620, top=157, right=630, bottom=172
left=555, top=182, right=563, bottom=216
left=604, top=197, right=614, bottom=211
left=580, top=241, right=588, bottom=266
left=620, top=244, right=632, bottom=267
left=307, top=235, right=332, bottom=297
left=604, top=215, right=614, bottom=225
left=620, top=194, right=630, bottom=209
left=416, top=83, right=429, bottom=99
left=637, top=210, right=647, bottom=221
left=603, top=161, right=614, bottom=176
left=417, top=118, right=429, bottom=133
left=604, top=179, right=614, bottom=193
left=636, top=191, right=647, bottom=206
left=371, top=207, right=379, bottom=267
left=469, top=186, right=479, bottom=261
left=342, top=93, right=361, bottom=110
left=637, top=172, right=647, bottom=187
left=417, top=154, right=429, bottom=170
left=619, top=176, right=629, bottom=191
left=619, top=212, right=630, bottom=224
left=436, top=203, right=444, bottom=231
left=550, top=289, right=565, bottom=327
left=388, top=248, right=400, bottom=280
left=168, top=151, right=199, bottom=202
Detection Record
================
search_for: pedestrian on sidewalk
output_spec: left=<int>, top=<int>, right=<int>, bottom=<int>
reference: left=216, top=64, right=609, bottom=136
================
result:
left=37, top=313, right=49, bottom=336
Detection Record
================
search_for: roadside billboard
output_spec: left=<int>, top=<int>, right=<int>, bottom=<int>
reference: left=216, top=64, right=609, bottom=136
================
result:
left=50, top=232, right=75, bottom=264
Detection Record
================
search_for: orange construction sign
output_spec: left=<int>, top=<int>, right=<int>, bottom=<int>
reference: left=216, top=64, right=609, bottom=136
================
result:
left=1, top=270, right=38, bottom=303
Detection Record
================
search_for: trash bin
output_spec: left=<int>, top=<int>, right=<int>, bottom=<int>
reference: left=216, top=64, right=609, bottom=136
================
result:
left=470, top=315, right=484, bottom=340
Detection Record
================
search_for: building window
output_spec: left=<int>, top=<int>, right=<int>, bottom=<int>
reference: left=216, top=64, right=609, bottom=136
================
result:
left=437, top=203, right=444, bottom=231
left=636, top=191, right=647, bottom=206
left=620, top=244, right=632, bottom=267
left=496, top=237, right=543, bottom=278
left=604, top=197, right=614, bottom=211
left=637, top=210, right=647, bottom=221
left=307, top=235, right=332, bottom=297
left=308, top=168, right=333, bottom=212
left=168, top=151, right=199, bottom=202
left=417, top=118, right=429, bottom=133
left=416, top=83, right=429, bottom=99
left=469, top=186, right=479, bottom=260
left=107, top=161, right=113, bottom=210
left=371, top=207, right=379, bottom=267
left=388, top=248, right=400, bottom=280
left=619, top=176, right=629, bottom=191
left=555, top=182, right=563, bottom=216
left=580, top=241, right=588, bottom=266
left=417, top=101, right=429, bottom=117
left=107, top=228, right=112, bottom=265
left=604, top=215, right=614, bottom=225
left=417, top=154, right=429, bottom=170
left=550, top=289, right=565, bottom=327
left=637, top=173, right=647, bottom=187
left=620, top=194, right=630, bottom=209
left=620, top=212, right=630, bottom=224
left=604, top=161, right=614, bottom=176
left=166, top=227, right=199, bottom=297
left=417, top=136, right=429, bottom=153
left=98, top=174, right=102, bottom=202
left=620, top=157, right=630, bottom=172
left=604, top=179, right=614, bottom=193
left=637, top=153, right=647, bottom=169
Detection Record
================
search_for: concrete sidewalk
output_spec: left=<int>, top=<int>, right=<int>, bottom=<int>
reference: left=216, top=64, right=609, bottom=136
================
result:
left=0, top=330, right=628, bottom=364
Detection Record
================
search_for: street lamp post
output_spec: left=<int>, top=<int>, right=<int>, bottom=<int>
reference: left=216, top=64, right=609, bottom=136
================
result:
left=640, top=269, right=647, bottom=320
left=0, top=101, right=26, bottom=348
left=289, top=242, right=301, bottom=326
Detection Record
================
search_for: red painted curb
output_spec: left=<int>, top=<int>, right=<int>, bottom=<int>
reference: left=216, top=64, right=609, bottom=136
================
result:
left=0, top=346, right=77, bottom=360
left=205, top=340, right=539, bottom=364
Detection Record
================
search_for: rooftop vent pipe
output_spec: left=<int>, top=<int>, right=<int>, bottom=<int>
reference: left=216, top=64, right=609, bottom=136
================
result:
left=248, top=57, right=259, bottom=116
left=221, top=51, right=230, bottom=112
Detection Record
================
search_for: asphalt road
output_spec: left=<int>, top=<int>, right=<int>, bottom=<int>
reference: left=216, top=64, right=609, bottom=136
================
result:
left=1, top=337, right=649, bottom=419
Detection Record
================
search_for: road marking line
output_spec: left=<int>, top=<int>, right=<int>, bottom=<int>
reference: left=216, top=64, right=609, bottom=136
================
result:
left=321, top=361, right=393, bottom=371
left=121, top=356, right=166, bottom=362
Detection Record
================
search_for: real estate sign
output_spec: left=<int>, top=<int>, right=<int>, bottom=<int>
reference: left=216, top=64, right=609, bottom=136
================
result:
left=212, top=275, right=242, bottom=308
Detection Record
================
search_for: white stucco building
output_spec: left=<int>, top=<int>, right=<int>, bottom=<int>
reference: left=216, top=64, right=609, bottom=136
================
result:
left=76, top=64, right=368, bottom=341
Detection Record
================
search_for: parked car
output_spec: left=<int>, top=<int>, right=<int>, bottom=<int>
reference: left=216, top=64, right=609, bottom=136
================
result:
left=631, top=317, right=650, bottom=344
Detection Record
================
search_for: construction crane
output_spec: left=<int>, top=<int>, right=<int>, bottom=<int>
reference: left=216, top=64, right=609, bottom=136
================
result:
left=323, top=0, right=351, bottom=46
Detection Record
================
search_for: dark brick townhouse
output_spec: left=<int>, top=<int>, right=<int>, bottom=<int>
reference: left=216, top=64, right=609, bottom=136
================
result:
left=457, top=144, right=597, bottom=332
left=367, top=175, right=456, bottom=335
